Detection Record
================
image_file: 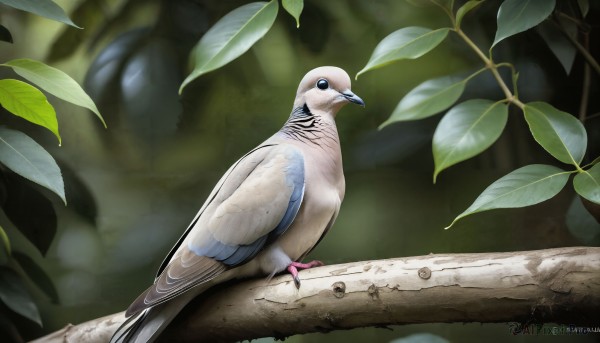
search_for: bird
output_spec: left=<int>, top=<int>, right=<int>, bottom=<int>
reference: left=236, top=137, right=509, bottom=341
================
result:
left=110, top=66, right=364, bottom=342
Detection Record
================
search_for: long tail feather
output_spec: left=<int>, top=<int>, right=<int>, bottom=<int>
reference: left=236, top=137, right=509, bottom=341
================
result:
left=110, top=310, right=149, bottom=343
left=109, top=291, right=195, bottom=343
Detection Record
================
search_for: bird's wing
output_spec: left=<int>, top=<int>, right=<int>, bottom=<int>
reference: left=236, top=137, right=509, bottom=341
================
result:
left=126, top=144, right=305, bottom=315
left=153, top=144, right=275, bottom=279
left=191, top=144, right=305, bottom=261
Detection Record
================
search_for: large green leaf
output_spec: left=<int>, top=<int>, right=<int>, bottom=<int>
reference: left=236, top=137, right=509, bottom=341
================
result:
left=3, top=172, right=58, bottom=256
left=446, top=164, right=570, bottom=229
left=381, top=76, right=467, bottom=128
left=13, top=252, right=59, bottom=303
left=0, top=0, right=80, bottom=28
left=574, top=163, right=600, bottom=205
left=357, top=27, right=450, bottom=78
left=455, top=1, right=483, bottom=29
left=0, top=267, right=42, bottom=326
left=0, top=127, right=65, bottom=204
left=492, top=0, right=556, bottom=48
left=524, top=102, right=586, bottom=166
left=433, top=100, right=508, bottom=182
left=2, top=59, right=106, bottom=127
left=282, top=0, right=303, bottom=28
left=0, top=79, right=60, bottom=144
left=180, top=1, right=279, bottom=93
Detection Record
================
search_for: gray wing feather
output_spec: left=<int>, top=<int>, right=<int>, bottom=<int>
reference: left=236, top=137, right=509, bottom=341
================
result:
left=125, top=144, right=305, bottom=315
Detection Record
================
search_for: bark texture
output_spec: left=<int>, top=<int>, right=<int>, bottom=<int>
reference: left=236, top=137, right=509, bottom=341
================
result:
left=31, top=247, right=600, bottom=343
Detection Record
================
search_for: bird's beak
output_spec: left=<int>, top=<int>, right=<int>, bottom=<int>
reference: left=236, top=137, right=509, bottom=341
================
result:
left=341, top=90, right=365, bottom=107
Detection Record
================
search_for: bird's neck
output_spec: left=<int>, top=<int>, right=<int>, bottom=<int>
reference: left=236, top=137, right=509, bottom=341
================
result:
left=278, top=104, right=343, bottom=186
left=279, top=104, right=340, bottom=148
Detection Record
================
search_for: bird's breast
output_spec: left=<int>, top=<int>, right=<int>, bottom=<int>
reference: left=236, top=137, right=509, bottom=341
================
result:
left=269, top=148, right=344, bottom=259
left=273, top=184, right=341, bottom=262
left=245, top=139, right=345, bottom=276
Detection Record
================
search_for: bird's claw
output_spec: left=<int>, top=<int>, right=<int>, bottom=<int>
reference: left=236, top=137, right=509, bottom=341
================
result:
left=287, top=260, right=324, bottom=289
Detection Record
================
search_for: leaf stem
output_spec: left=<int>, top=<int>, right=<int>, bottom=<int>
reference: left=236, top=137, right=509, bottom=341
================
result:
left=496, top=62, right=520, bottom=98
left=555, top=11, right=589, bottom=33
left=429, top=0, right=456, bottom=27
left=464, top=66, right=488, bottom=82
left=583, top=157, right=600, bottom=169
left=455, top=29, right=525, bottom=109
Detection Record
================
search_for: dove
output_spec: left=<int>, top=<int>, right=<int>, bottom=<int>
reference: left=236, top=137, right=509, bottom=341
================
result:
left=110, top=66, right=364, bottom=342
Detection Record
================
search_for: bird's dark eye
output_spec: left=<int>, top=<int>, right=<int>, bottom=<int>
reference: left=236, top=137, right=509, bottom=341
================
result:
left=316, top=78, right=329, bottom=90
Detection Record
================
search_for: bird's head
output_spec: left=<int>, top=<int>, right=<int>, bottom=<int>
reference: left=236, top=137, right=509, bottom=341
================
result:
left=294, top=66, right=364, bottom=117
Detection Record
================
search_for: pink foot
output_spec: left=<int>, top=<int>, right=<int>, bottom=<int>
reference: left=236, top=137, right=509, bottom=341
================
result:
left=287, top=260, right=324, bottom=289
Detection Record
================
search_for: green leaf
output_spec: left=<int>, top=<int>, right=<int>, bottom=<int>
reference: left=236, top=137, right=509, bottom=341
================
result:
left=446, top=164, right=570, bottom=229
left=46, top=0, right=105, bottom=62
left=0, top=0, right=80, bottom=28
left=433, top=100, right=508, bottom=182
left=524, top=102, right=586, bottom=166
left=0, top=267, right=42, bottom=326
left=381, top=76, right=467, bottom=128
left=0, top=127, right=65, bottom=204
left=0, top=224, right=10, bottom=256
left=180, top=1, right=279, bottom=93
left=0, top=79, right=60, bottom=144
left=0, top=24, right=13, bottom=43
left=578, top=0, right=589, bottom=17
left=537, top=20, right=577, bottom=74
left=3, top=172, right=57, bottom=255
left=61, top=163, right=97, bottom=225
left=12, top=252, right=59, bottom=303
left=282, top=0, right=303, bottom=28
left=574, top=163, right=600, bottom=205
left=456, top=1, right=483, bottom=29
left=2, top=59, right=106, bottom=127
left=492, top=0, right=556, bottom=48
left=566, top=196, right=600, bottom=244
left=356, top=27, right=450, bottom=78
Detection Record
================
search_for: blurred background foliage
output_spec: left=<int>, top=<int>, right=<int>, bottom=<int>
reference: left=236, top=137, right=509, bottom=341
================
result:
left=0, top=0, right=598, bottom=342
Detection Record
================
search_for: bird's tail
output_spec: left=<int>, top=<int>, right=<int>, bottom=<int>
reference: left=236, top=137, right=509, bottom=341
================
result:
left=109, top=290, right=196, bottom=343
left=110, top=309, right=149, bottom=343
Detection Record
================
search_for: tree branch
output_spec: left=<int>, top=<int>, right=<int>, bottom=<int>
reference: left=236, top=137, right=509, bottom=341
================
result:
left=32, top=247, right=600, bottom=343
